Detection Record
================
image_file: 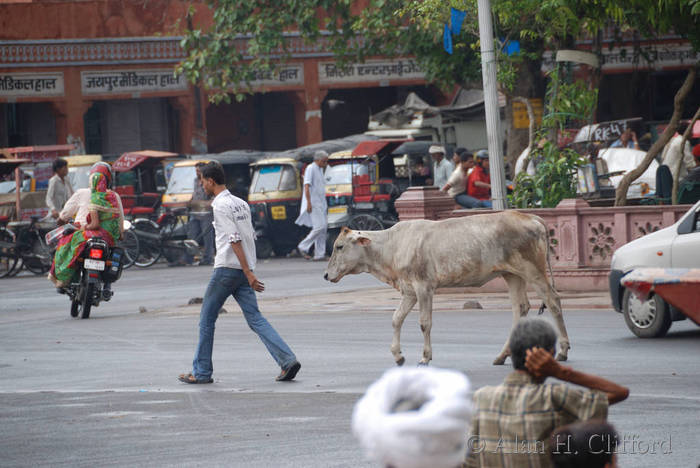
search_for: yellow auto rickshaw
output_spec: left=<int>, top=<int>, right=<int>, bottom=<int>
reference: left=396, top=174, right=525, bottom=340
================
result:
left=248, top=157, right=307, bottom=258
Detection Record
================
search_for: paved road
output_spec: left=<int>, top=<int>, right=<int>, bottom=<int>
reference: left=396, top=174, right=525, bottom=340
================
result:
left=1, top=260, right=699, bottom=467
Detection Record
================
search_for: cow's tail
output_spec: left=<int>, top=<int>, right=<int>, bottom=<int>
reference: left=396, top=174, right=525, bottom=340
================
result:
left=535, top=216, right=555, bottom=315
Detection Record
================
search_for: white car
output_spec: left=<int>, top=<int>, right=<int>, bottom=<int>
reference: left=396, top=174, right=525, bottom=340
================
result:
left=609, top=200, right=700, bottom=337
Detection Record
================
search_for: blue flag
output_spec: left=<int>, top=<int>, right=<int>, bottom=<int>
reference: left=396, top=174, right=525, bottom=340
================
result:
left=450, top=7, right=466, bottom=36
left=503, top=39, right=521, bottom=56
left=443, top=23, right=453, bottom=54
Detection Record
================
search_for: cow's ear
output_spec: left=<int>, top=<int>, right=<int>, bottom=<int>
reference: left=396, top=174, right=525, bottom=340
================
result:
left=358, top=236, right=371, bottom=247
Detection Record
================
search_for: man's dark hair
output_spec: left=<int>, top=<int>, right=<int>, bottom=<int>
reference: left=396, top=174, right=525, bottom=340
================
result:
left=195, top=161, right=207, bottom=169
left=455, top=147, right=467, bottom=156
left=508, top=318, right=557, bottom=370
left=460, top=152, right=474, bottom=163
left=551, top=421, right=618, bottom=468
left=200, top=161, right=225, bottom=185
left=52, top=158, right=68, bottom=173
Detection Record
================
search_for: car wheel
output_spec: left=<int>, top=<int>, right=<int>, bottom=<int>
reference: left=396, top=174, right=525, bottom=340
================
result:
left=622, top=289, right=671, bottom=338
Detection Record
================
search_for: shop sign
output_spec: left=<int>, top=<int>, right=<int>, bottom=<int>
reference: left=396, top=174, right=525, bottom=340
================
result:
left=244, top=65, right=304, bottom=87
left=318, top=59, right=424, bottom=84
left=0, top=73, right=64, bottom=98
left=81, top=69, right=187, bottom=95
left=512, top=98, right=543, bottom=129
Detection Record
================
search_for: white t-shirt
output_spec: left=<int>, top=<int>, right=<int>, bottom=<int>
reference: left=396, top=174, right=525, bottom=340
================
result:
left=445, top=166, right=468, bottom=198
left=661, top=134, right=695, bottom=181
left=212, top=190, right=257, bottom=271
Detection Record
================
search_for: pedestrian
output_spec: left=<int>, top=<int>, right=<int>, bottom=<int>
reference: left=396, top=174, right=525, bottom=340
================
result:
left=179, top=161, right=300, bottom=384
left=295, top=150, right=329, bottom=261
left=610, top=127, right=639, bottom=149
left=430, top=145, right=453, bottom=189
left=441, top=151, right=479, bottom=208
left=451, top=146, right=467, bottom=168
left=660, top=122, right=695, bottom=183
left=550, top=421, right=618, bottom=468
left=465, top=150, right=493, bottom=208
left=679, top=143, right=700, bottom=185
left=46, top=157, right=74, bottom=220
left=187, top=161, right=215, bottom=266
left=465, top=318, right=628, bottom=468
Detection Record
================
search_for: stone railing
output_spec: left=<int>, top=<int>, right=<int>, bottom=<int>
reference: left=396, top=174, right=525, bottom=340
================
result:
left=394, top=187, right=690, bottom=291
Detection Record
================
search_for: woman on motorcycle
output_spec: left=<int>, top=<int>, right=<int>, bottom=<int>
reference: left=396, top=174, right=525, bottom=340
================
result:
left=48, top=163, right=124, bottom=287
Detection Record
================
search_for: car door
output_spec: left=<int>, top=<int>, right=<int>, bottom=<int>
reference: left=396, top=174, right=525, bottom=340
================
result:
left=671, top=204, right=700, bottom=268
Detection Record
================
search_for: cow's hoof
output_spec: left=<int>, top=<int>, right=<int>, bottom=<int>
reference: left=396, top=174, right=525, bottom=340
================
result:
left=417, top=361, right=429, bottom=367
left=492, top=357, right=506, bottom=365
left=396, top=356, right=405, bottom=367
left=555, top=353, right=568, bottom=362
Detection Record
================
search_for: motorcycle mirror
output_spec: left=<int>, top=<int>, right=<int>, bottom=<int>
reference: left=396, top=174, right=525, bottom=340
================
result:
left=123, top=220, right=132, bottom=230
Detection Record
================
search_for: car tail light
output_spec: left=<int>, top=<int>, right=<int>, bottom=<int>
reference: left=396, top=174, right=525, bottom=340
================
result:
left=89, top=248, right=103, bottom=259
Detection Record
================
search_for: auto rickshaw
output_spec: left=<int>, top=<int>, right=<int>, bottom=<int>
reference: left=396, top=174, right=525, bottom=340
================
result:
left=325, top=139, right=407, bottom=253
left=248, top=157, right=307, bottom=258
left=161, top=150, right=266, bottom=209
left=112, top=150, right=181, bottom=217
left=64, top=154, right=102, bottom=190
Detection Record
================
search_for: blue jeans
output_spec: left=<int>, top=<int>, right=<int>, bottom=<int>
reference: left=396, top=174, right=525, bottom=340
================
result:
left=187, top=214, right=215, bottom=263
left=192, top=268, right=297, bottom=380
left=454, top=193, right=493, bottom=209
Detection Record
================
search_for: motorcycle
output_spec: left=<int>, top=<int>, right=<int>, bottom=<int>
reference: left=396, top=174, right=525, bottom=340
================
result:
left=46, top=221, right=128, bottom=319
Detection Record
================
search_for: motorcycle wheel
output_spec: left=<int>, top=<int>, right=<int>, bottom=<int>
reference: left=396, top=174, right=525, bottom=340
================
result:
left=120, top=229, right=139, bottom=269
left=256, top=237, right=273, bottom=259
left=0, top=228, right=18, bottom=279
left=24, top=234, right=52, bottom=275
left=80, top=281, right=93, bottom=319
left=133, top=220, right=162, bottom=268
left=348, top=214, right=384, bottom=231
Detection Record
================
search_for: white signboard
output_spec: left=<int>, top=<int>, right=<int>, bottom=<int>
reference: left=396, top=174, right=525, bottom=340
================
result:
left=543, top=43, right=698, bottom=72
left=0, top=73, right=64, bottom=97
left=318, top=59, right=424, bottom=84
left=245, top=65, right=304, bottom=87
left=81, top=69, right=187, bottom=95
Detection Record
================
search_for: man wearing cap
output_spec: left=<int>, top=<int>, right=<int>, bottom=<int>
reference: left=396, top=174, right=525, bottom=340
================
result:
left=295, top=150, right=329, bottom=261
left=466, top=150, right=492, bottom=208
left=429, top=145, right=453, bottom=189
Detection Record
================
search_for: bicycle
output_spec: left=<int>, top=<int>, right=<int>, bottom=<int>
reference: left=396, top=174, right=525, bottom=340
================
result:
left=131, top=207, right=202, bottom=268
left=0, top=216, right=54, bottom=277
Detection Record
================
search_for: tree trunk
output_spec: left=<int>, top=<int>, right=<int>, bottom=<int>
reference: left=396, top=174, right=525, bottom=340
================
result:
left=614, top=66, right=697, bottom=206
left=672, top=106, right=700, bottom=204
left=504, top=57, right=545, bottom=178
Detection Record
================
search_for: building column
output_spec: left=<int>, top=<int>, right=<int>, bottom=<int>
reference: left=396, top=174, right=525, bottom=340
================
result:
left=293, top=61, right=327, bottom=146
left=53, top=68, right=88, bottom=147
left=171, top=94, right=202, bottom=154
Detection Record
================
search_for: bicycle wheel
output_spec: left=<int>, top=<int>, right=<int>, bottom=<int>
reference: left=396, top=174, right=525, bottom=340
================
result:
left=120, top=229, right=139, bottom=269
left=133, top=219, right=162, bottom=268
left=23, top=233, right=52, bottom=275
left=0, top=228, right=18, bottom=279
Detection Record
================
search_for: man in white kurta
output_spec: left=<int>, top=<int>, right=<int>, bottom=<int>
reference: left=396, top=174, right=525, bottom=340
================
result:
left=295, top=150, right=329, bottom=260
left=661, top=133, right=695, bottom=183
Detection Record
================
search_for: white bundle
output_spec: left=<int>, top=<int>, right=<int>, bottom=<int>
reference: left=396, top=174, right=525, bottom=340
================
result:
left=352, top=367, right=473, bottom=468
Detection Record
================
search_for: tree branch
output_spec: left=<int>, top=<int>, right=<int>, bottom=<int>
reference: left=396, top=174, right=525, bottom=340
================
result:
left=672, top=105, right=700, bottom=204
left=614, top=65, right=697, bottom=206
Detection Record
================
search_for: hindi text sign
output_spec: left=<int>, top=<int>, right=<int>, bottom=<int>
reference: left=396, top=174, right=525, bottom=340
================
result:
left=318, top=60, right=424, bottom=84
left=0, top=73, right=64, bottom=98
left=81, top=69, right=187, bottom=95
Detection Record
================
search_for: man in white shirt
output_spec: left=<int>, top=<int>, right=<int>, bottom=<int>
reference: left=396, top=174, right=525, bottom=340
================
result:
left=430, top=145, right=453, bottom=189
left=46, top=158, right=73, bottom=219
left=295, top=150, right=329, bottom=261
left=179, top=162, right=300, bottom=384
left=661, top=128, right=695, bottom=183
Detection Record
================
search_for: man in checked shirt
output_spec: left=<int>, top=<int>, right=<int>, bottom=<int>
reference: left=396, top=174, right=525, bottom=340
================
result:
left=465, top=318, right=629, bottom=468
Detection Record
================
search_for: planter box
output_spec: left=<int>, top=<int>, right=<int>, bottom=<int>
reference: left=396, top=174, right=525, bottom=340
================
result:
left=394, top=188, right=689, bottom=291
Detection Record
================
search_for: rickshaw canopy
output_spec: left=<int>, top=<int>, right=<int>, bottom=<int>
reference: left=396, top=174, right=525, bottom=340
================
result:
left=112, top=150, right=179, bottom=172
left=0, top=158, right=31, bottom=176
left=352, top=139, right=409, bottom=157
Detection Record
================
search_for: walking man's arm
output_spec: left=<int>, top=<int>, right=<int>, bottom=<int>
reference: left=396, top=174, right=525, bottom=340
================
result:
left=230, top=240, right=264, bottom=292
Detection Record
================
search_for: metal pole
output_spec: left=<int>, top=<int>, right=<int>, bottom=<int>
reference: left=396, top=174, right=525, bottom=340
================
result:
left=477, top=0, right=507, bottom=210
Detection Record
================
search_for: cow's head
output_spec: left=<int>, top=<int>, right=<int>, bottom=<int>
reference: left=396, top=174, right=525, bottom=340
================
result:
left=324, top=227, right=372, bottom=283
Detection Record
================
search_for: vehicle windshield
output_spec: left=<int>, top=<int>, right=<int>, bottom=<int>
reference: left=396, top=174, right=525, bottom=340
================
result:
left=325, top=162, right=372, bottom=185
left=166, top=166, right=197, bottom=194
left=68, top=165, right=92, bottom=190
left=251, top=165, right=297, bottom=193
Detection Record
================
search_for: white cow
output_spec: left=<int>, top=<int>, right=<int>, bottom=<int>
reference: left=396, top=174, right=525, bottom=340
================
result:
left=323, top=211, right=570, bottom=366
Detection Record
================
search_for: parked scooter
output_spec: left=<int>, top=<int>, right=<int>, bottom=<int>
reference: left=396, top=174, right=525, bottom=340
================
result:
left=46, top=222, right=127, bottom=319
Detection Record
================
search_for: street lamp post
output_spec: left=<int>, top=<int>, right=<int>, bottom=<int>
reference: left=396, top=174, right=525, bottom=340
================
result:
left=477, top=0, right=507, bottom=210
